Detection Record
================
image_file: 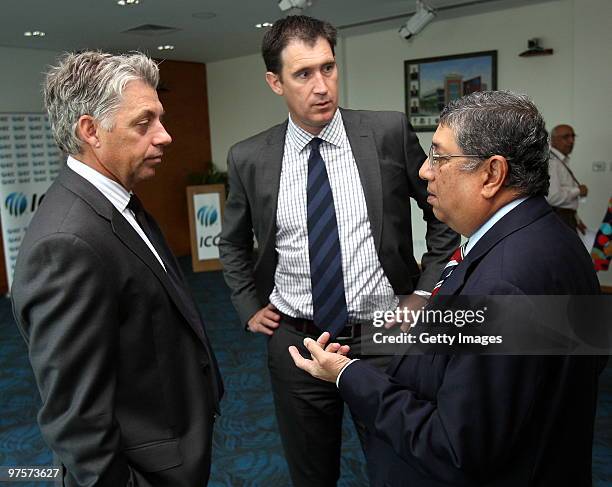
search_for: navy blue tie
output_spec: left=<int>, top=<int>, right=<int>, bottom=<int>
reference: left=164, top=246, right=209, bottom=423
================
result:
left=307, top=137, right=348, bottom=338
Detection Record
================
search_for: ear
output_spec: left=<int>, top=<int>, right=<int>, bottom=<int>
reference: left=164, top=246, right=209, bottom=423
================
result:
left=481, top=156, right=509, bottom=199
left=76, top=115, right=101, bottom=149
left=265, top=71, right=284, bottom=96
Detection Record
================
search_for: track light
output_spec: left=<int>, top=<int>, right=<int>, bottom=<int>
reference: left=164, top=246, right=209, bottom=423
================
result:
left=399, top=1, right=435, bottom=40
left=278, top=0, right=312, bottom=12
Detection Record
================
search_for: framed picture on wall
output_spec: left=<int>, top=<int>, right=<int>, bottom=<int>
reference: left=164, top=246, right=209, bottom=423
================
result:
left=405, top=50, right=497, bottom=132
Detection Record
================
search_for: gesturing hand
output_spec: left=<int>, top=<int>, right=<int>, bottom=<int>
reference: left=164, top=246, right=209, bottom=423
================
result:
left=288, top=332, right=351, bottom=383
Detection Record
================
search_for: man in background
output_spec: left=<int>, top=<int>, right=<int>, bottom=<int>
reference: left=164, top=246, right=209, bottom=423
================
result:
left=12, top=51, right=222, bottom=487
left=547, top=123, right=588, bottom=232
left=219, top=15, right=458, bottom=487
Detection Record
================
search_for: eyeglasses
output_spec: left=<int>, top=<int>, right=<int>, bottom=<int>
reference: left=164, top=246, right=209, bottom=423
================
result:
left=557, top=133, right=577, bottom=140
left=428, top=144, right=486, bottom=169
left=427, top=145, right=512, bottom=169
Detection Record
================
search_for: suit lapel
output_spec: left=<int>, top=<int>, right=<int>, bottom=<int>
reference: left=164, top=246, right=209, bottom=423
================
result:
left=341, top=109, right=383, bottom=252
left=58, top=166, right=208, bottom=345
left=110, top=212, right=207, bottom=344
left=257, top=122, right=286, bottom=253
left=388, top=197, right=553, bottom=376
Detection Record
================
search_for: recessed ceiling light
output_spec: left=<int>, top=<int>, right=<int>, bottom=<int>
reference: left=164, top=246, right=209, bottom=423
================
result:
left=117, top=0, right=140, bottom=6
left=192, top=12, right=217, bottom=20
left=157, top=45, right=175, bottom=51
left=24, top=31, right=46, bottom=37
left=255, top=22, right=273, bottom=28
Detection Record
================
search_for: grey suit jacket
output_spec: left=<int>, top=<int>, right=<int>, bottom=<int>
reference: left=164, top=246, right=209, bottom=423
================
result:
left=11, top=166, right=223, bottom=487
left=219, top=108, right=459, bottom=324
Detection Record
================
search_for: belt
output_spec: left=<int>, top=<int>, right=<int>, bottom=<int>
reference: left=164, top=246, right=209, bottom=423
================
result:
left=280, top=313, right=360, bottom=340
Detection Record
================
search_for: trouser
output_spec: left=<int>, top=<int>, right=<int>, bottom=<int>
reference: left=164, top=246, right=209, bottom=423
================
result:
left=553, top=206, right=578, bottom=231
left=267, top=319, right=390, bottom=487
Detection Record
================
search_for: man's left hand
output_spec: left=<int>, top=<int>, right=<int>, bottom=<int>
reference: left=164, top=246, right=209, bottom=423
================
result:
left=384, top=292, right=429, bottom=332
left=289, top=332, right=351, bottom=383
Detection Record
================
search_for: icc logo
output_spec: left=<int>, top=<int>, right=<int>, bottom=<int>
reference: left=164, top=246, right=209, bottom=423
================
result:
left=4, top=192, right=45, bottom=217
left=5, top=192, right=27, bottom=216
left=197, top=205, right=218, bottom=227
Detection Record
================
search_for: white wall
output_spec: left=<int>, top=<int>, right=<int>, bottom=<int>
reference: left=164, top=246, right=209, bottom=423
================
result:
left=342, top=0, right=578, bottom=270
left=207, top=53, right=287, bottom=168
left=0, top=47, right=60, bottom=112
left=206, top=0, right=612, bottom=285
left=572, top=0, right=612, bottom=287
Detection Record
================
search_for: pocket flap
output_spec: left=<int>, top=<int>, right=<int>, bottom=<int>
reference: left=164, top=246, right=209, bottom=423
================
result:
left=125, top=438, right=182, bottom=472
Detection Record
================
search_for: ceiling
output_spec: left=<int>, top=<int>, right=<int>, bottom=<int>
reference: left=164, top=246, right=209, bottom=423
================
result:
left=0, top=0, right=555, bottom=63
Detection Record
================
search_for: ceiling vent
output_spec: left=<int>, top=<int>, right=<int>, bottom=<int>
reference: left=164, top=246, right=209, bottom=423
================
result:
left=122, top=24, right=181, bottom=37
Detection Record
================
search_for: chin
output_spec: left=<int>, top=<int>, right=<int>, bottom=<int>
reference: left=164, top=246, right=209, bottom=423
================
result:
left=432, top=207, right=445, bottom=223
left=315, top=113, right=334, bottom=127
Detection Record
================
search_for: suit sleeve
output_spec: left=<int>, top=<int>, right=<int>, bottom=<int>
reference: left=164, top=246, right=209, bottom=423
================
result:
left=11, top=234, right=151, bottom=487
left=399, top=113, right=460, bottom=292
left=218, top=147, right=262, bottom=325
left=338, top=354, right=542, bottom=485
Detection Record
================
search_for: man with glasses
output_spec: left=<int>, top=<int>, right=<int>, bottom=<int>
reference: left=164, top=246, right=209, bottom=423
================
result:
left=546, top=124, right=588, bottom=232
left=291, top=91, right=602, bottom=486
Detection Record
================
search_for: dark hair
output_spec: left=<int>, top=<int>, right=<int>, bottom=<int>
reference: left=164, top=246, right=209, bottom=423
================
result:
left=439, top=90, right=550, bottom=197
left=261, top=15, right=337, bottom=75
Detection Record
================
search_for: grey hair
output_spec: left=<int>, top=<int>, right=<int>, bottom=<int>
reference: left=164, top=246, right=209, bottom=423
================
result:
left=43, top=50, right=159, bottom=155
left=439, top=90, right=549, bottom=197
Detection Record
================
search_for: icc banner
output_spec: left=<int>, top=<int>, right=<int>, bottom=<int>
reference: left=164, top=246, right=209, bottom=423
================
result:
left=186, top=184, right=225, bottom=272
left=0, top=113, right=62, bottom=289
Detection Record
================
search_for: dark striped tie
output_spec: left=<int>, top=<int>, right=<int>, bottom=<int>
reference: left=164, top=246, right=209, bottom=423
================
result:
left=430, top=244, right=465, bottom=298
left=307, top=137, right=348, bottom=338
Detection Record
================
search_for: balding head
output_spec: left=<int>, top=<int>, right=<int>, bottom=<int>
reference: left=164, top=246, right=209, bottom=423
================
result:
left=551, top=124, right=576, bottom=156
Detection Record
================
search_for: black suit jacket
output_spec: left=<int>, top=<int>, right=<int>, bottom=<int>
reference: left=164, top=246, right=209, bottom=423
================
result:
left=219, top=108, right=459, bottom=324
left=339, top=196, right=603, bottom=486
left=11, top=167, right=223, bottom=487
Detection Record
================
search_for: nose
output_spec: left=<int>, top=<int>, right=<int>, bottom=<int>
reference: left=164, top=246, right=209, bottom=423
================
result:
left=418, top=157, right=432, bottom=181
left=313, top=71, right=328, bottom=95
left=155, top=121, right=172, bottom=146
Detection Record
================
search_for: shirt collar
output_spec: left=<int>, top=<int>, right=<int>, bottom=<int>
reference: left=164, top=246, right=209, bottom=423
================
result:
left=550, top=147, right=569, bottom=163
left=286, top=108, right=345, bottom=153
left=66, top=155, right=132, bottom=212
left=464, top=197, right=528, bottom=255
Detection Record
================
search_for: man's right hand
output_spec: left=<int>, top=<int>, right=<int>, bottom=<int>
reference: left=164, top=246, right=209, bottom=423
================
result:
left=247, top=303, right=281, bottom=335
left=579, top=184, right=588, bottom=197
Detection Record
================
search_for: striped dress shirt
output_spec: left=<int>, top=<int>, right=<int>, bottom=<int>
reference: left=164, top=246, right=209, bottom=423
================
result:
left=269, top=109, right=397, bottom=322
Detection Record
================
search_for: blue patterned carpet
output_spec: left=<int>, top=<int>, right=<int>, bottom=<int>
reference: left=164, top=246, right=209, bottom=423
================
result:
left=0, top=259, right=610, bottom=486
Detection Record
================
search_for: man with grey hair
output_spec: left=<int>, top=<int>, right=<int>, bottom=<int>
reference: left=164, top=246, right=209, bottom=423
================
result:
left=290, top=91, right=602, bottom=486
left=12, top=51, right=222, bottom=487
left=546, top=123, right=588, bottom=233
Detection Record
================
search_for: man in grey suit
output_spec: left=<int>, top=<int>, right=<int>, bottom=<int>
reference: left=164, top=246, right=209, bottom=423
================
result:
left=11, top=51, right=222, bottom=487
left=219, top=15, right=458, bottom=486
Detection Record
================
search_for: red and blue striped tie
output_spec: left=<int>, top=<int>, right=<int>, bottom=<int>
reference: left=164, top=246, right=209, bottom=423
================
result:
left=431, top=244, right=465, bottom=298
left=307, top=137, right=348, bottom=338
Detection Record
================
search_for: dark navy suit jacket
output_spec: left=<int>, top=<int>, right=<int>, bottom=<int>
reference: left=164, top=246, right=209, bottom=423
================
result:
left=339, top=196, right=603, bottom=486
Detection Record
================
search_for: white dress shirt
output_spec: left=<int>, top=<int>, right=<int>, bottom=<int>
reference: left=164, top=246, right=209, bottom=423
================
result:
left=66, top=156, right=166, bottom=270
left=546, top=148, right=580, bottom=210
left=269, top=109, right=397, bottom=322
left=464, top=197, right=528, bottom=255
